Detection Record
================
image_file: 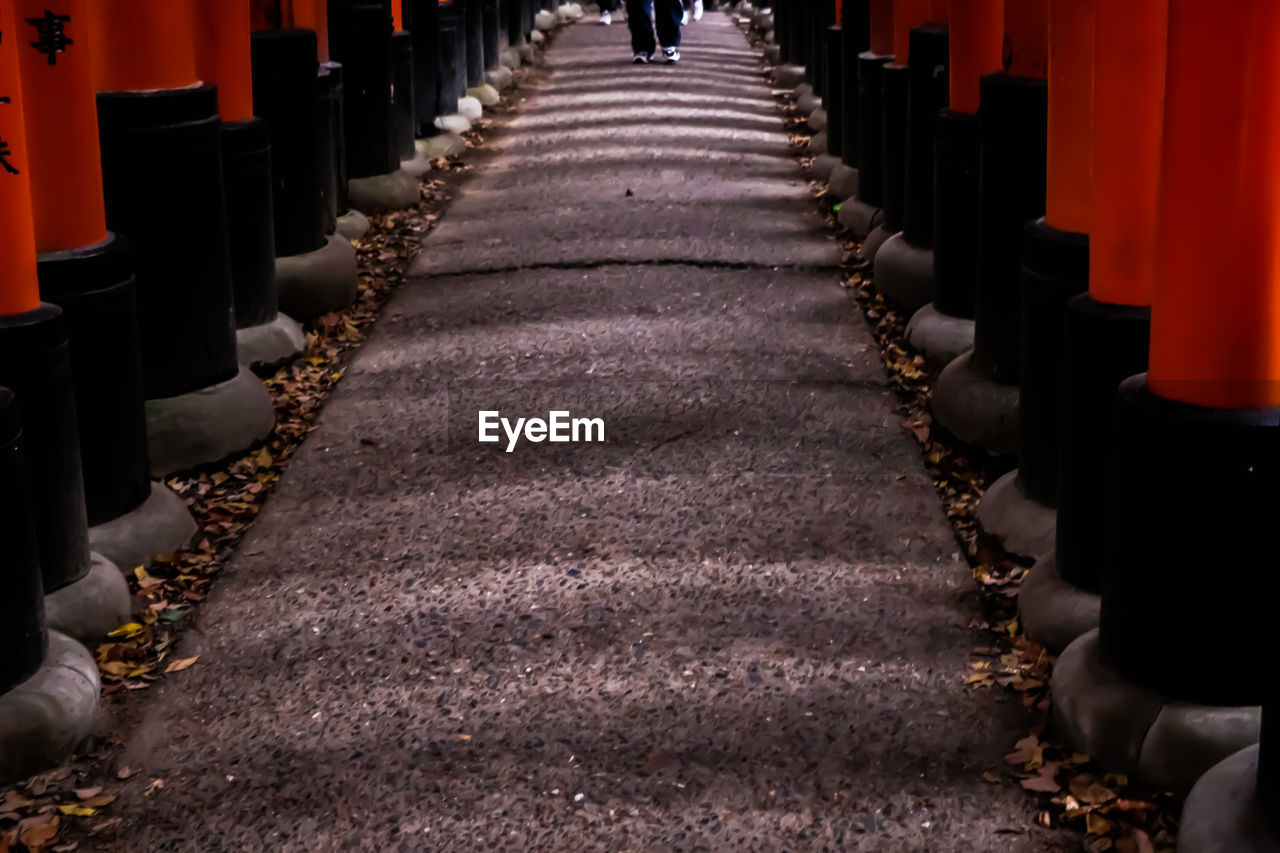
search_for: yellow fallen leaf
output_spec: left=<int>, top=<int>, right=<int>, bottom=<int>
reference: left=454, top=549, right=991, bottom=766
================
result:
left=457, top=734, right=472, bottom=741
left=108, top=622, right=145, bottom=639
left=164, top=657, right=199, bottom=673
left=57, top=805, right=97, bottom=817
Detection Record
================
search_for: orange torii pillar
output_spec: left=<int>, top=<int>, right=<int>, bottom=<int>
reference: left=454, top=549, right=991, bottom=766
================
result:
left=15, top=0, right=196, bottom=585
left=861, top=0, right=939, bottom=261
left=975, top=0, right=1094, bottom=557
left=91, top=0, right=275, bottom=477
left=195, top=0, right=307, bottom=367
left=0, top=0, right=130, bottom=642
left=1052, top=0, right=1280, bottom=795
left=0, top=0, right=103, bottom=783
left=930, top=0, right=1047, bottom=457
left=836, top=0, right=894, bottom=237
left=872, top=0, right=950, bottom=313
left=1020, top=0, right=1164, bottom=652
left=904, top=0, right=1002, bottom=365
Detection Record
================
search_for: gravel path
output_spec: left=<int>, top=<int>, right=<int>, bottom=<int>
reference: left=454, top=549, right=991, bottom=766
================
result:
left=104, top=15, right=1072, bottom=851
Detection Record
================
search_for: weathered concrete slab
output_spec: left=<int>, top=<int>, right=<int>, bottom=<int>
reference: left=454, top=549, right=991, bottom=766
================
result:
left=99, top=15, right=1073, bottom=852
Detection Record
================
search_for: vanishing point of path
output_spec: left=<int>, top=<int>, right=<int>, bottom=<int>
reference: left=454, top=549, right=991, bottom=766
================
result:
left=103, top=15, right=1072, bottom=852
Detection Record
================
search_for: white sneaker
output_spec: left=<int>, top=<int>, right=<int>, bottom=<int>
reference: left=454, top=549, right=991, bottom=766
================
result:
left=693, top=0, right=703, bottom=19
left=633, top=51, right=651, bottom=63
left=681, top=8, right=689, bottom=24
left=663, top=46, right=680, bottom=62
left=599, top=10, right=611, bottom=23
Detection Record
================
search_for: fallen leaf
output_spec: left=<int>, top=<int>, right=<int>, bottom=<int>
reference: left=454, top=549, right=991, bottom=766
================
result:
left=164, top=656, right=199, bottom=674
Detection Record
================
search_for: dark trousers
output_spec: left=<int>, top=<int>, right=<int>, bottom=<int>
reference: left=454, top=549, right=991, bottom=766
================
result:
left=599, top=0, right=618, bottom=12
left=626, top=0, right=682, bottom=53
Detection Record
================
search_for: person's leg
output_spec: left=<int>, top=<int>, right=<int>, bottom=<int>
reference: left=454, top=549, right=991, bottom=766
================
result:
left=625, top=0, right=657, bottom=56
left=654, top=0, right=682, bottom=49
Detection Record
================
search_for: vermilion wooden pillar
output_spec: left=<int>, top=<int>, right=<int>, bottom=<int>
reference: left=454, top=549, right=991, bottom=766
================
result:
left=997, top=0, right=1096, bottom=528
left=917, top=0, right=1002, bottom=332
left=0, top=0, right=108, bottom=615
left=1022, top=0, right=1165, bottom=651
left=928, top=0, right=1046, bottom=459
left=16, top=0, right=193, bottom=574
left=1099, top=0, right=1280, bottom=710
left=92, top=0, right=276, bottom=476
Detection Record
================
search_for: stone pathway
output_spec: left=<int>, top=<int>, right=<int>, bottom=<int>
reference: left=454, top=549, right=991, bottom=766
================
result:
left=102, top=15, right=1072, bottom=851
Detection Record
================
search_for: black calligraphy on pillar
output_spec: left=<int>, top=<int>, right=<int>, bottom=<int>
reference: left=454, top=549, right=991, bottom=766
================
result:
left=27, top=10, right=73, bottom=65
left=0, top=139, right=18, bottom=175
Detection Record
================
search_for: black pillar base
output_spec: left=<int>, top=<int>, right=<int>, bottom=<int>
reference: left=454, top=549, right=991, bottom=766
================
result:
left=0, top=387, right=47, bottom=694
left=971, top=72, right=1048, bottom=386
left=879, top=63, right=909, bottom=234
left=392, top=31, right=418, bottom=160
left=464, top=0, right=486, bottom=88
left=853, top=52, right=891, bottom=209
left=1099, top=375, right=1280, bottom=706
left=253, top=32, right=328, bottom=257
left=1016, top=218, right=1089, bottom=505
left=317, top=63, right=343, bottom=234
left=1055, top=295, right=1150, bottom=594
left=838, top=0, right=869, bottom=169
left=405, top=0, right=443, bottom=136
left=902, top=24, right=948, bottom=247
left=330, top=1, right=398, bottom=181
left=37, top=233, right=152, bottom=528
left=439, top=1, right=464, bottom=113
left=223, top=117, right=280, bottom=332
left=932, top=109, right=980, bottom=319
left=96, top=84, right=239, bottom=401
left=482, top=0, right=502, bottom=70
left=824, top=26, right=844, bottom=160
left=0, top=305, right=92, bottom=595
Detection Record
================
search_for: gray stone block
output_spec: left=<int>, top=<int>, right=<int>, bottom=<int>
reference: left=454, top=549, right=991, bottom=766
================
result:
left=1054, top=630, right=1261, bottom=793
left=458, top=95, right=484, bottom=120
left=145, top=366, right=276, bottom=477
left=809, top=130, right=827, bottom=155
left=763, top=44, right=781, bottom=64
left=530, top=29, right=546, bottom=45
left=400, top=152, right=434, bottom=177
left=828, top=162, right=858, bottom=201
left=810, top=153, right=838, bottom=182
left=435, top=112, right=473, bottom=135
left=336, top=209, right=372, bottom=241
left=45, top=552, right=132, bottom=642
left=874, top=232, right=935, bottom=314
left=237, top=312, right=306, bottom=371
left=905, top=301, right=974, bottom=367
left=1017, top=552, right=1099, bottom=654
left=976, top=469, right=1057, bottom=558
left=774, top=64, right=805, bottom=88
left=535, top=10, right=557, bottom=29
left=486, top=66, right=514, bottom=92
left=931, top=350, right=1019, bottom=456
left=836, top=196, right=881, bottom=239
left=857, top=224, right=892, bottom=263
left=519, top=42, right=537, bottom=60
left=277, top=234, right=359, bottom=321
left=348, top=169, right=421, bottom=213
left=88, top=481, right=197, bottom=572
left=417, top=132, right=467, bottom=161
left=0, top=632, right=100, bottom=785
left=796, top=89, right=820, bottom=116
left=467, top=84, right=501, bottom=107
left=807, top=108, right=827, bottom=132
left=1179, top=746, right=1280, bottom=853
left=500, top=48, right=522, bottom=69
